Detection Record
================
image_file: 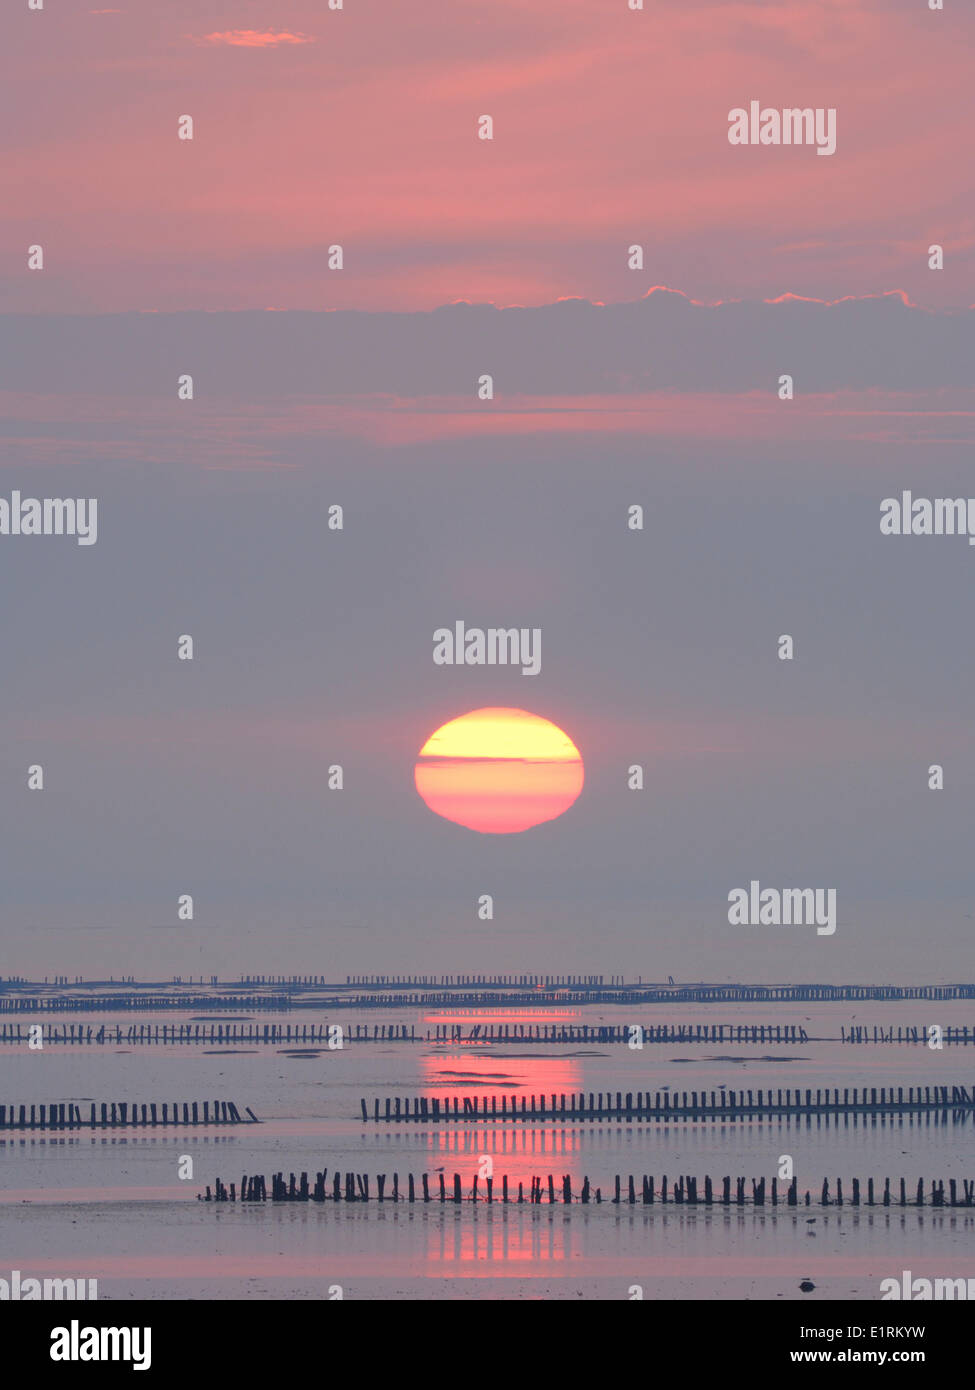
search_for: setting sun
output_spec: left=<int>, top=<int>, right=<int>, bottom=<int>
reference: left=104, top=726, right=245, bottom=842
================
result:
left=414, top=707, right=584, bottom=834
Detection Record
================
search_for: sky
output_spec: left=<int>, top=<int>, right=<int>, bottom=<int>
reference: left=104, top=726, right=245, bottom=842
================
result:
left=2, top=0, right=973, bottom=311
left=1, top=1, right=973, bottom=984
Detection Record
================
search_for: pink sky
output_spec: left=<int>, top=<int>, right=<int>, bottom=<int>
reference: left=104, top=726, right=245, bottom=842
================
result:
left=3, top=0, right=973, bottom=311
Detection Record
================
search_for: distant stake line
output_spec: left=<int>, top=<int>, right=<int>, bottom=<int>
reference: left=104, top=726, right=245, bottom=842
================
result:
left=0, top=1100, right=259, bottom=1129
left=3, top=1021, right=975, bottom=1045
left=200, top=1170, right=974, bottom=1209
left=361, top=1085, right=975, bottom=1123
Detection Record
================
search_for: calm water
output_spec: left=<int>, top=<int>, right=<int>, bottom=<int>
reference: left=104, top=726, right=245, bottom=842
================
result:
left=1, top=1002, right=973, bottom=1299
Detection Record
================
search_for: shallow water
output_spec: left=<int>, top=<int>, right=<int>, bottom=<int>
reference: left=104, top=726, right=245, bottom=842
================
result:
left=1, top=1002, right=973, bottom=1299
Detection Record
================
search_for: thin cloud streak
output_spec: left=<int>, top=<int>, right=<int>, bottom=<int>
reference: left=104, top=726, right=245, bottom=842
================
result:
left=192, top=31, right=315, bottom=48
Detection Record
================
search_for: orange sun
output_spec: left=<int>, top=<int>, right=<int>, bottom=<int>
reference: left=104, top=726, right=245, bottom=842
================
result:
left=414, top=707, right=584, bottom=833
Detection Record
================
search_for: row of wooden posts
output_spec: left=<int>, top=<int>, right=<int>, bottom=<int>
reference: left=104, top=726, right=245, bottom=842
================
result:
left=340, top=975, right=614, bottom=987
left=4, top=1019, right=975, bottom=1047
left=3, top=1019, right=975, bottom=1047
left=0, top=994, right=290, bottom=1014
left=201, top=1169, right=975, bottom=1208
left=841, top=1025, right=975, bottom=1044
left=0, top=1021, right=813, bottom=1046
left=331, top=980, right=975, bottom=1002
left=0, top=1022, right=345, bottom=1045
left=3, top=985, right=975, bottom=1016
left=362, top=1084, right=975, bottom=1123
left=0, top=1100, right=259, bottom=1130
left=428, top=1022, right=809, bottom=1044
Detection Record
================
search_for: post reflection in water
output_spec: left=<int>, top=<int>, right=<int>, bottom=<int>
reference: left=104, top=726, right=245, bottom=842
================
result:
left=421, top=1040, right=585, bottom=1190
left=429, top=1208, right=577, bottom=1267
